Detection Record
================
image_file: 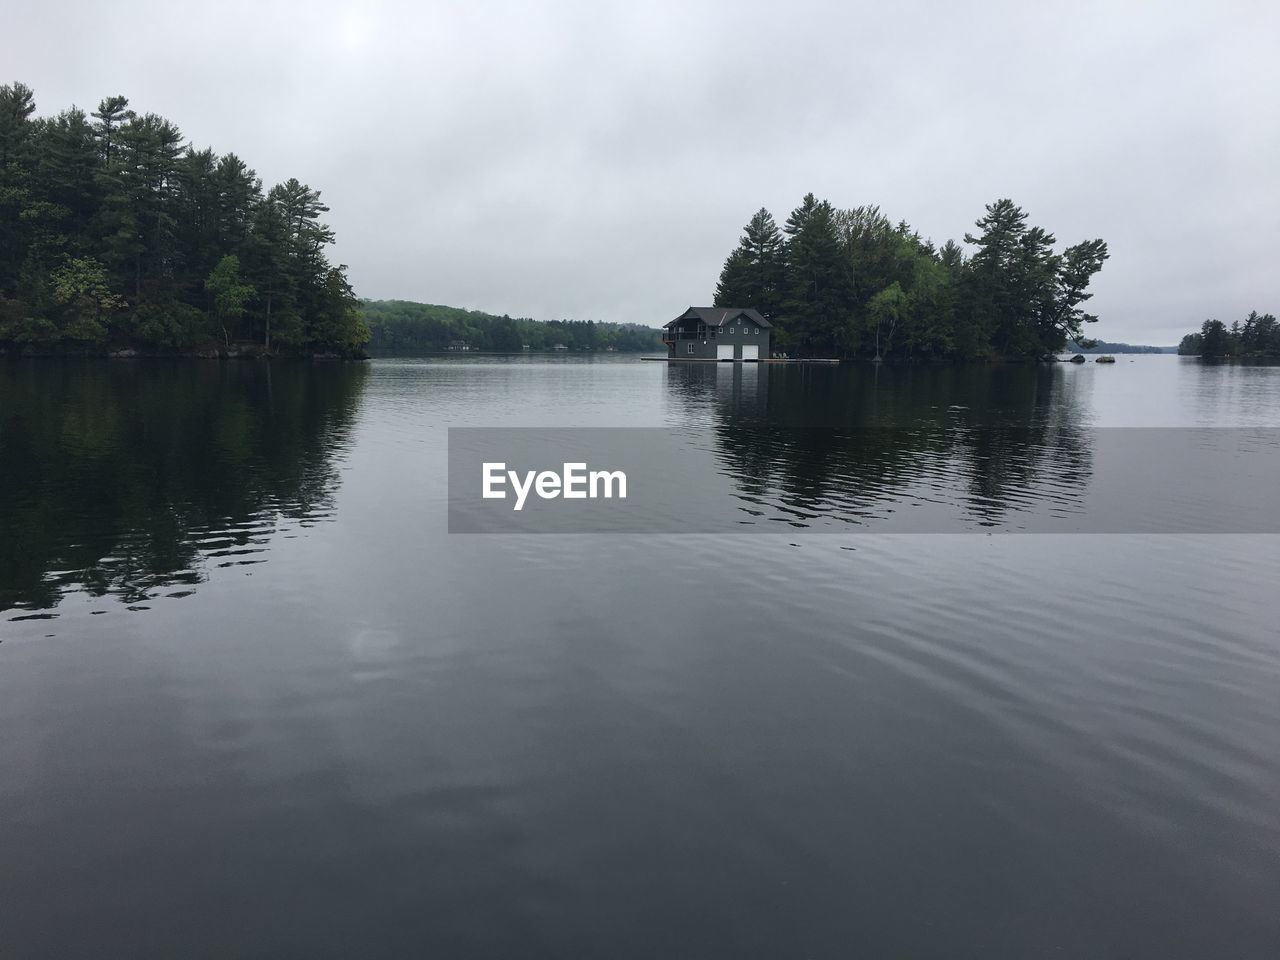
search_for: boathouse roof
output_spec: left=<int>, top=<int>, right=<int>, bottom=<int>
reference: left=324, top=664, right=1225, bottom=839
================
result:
left=666, top=307, right=772, bottom=329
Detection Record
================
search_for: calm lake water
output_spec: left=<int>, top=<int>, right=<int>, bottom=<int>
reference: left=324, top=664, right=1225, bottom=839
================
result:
left=2, top=356, right=1279, bottom=958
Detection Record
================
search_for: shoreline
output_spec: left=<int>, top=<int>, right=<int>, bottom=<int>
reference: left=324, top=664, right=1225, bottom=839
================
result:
left=0, top=345, right=369, bottom=361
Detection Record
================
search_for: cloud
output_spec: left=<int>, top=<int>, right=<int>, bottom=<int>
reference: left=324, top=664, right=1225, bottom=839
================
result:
left=6, top=0, right=1277, bottom=342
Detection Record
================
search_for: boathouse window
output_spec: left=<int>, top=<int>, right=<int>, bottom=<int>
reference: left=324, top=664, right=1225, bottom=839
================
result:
left=728, top=327, right=734, bottom=334
left=687, top=344, right=694, bottom=354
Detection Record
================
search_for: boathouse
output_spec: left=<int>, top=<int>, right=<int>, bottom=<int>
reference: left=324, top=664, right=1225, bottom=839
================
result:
left=662, top=307, right=772, bottom=361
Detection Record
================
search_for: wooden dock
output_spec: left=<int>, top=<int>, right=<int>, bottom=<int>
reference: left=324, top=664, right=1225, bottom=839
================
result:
left=641, top=357, right=840, bottom=364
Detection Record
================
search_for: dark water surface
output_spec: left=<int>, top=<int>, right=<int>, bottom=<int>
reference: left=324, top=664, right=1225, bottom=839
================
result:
left=2, top=357, right=1279, bottom=958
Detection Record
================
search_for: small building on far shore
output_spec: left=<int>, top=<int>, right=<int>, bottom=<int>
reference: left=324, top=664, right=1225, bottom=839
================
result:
left=662, top=307, right=771, bottom=361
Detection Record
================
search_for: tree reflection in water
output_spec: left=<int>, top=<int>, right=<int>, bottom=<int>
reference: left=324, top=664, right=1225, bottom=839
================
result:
left=1, top=360, right=368, bottom=612
left=668, top=362, right=1093, bottom=530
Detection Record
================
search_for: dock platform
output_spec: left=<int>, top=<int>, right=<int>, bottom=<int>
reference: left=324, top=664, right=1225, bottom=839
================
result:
left=641, top=357, right=840, bottom=364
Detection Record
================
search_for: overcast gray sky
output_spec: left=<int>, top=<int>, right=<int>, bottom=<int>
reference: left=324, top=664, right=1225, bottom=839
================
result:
left=5, top=0, right=1277, bottom=342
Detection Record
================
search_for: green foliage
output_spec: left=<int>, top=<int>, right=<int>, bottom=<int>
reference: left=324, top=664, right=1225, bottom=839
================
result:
left=712, top=194, right=1110, bottom=359
left=50, top=256, right=122, bottom=340
left=128, top=299, right=214, bottom=349
left=205, top=254, right=255, bottom=343
left=360, top=300, right=662, bottom=354
left=867, top=281, right=908, bottom=360
left=0, top=82, right=365, bottom=356
left=308, top=268, right=370, bottom=351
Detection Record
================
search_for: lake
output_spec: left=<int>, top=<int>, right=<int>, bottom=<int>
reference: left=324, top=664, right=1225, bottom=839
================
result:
left=2, top=355, right=1278, bottom=958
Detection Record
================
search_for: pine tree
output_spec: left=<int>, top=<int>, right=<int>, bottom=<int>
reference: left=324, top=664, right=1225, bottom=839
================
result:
left=1200, top=318, right=1230, bottom=357
left=91, top=96, right=131, bottom=165
left=963, top=198, right=1028, bottom=354
left=0, top=82, right=36, bottom=167
left=714, top=247, right=752, bottom=307
left=737, top=208, right=786, bottom=319
left=715, top=208, right=785, bottom=318
left=783, top=194, right=849, bottom=355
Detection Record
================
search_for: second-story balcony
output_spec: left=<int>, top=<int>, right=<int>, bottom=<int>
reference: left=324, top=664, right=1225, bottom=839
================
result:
left=661, top=328, right=711, bottom=343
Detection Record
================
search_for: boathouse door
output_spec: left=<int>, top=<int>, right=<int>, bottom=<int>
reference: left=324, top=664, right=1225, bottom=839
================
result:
left=716, top=344, right=734, bottom=361
left=741, top=344, right=759, bottom=361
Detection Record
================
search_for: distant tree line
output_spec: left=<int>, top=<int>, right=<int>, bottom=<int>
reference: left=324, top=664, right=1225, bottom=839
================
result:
left=0, top=82, right=369, bottom=356
left=713, top=195, right=1109, bottom=360
left=361, top=300, right=662, bottom=353
left=1178, top=312, right=1280, bottom=358
left=1067, top=339, right=1173, bottom=355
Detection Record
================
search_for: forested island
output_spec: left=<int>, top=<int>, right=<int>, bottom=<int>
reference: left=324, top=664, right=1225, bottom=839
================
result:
left=0, top=83, right=369, bottom=357
left=362, top=300, right=661, bottom=353
left=713, top=195, right=1109, bottom=360
left=1177, top=313, right=1280, bottom=358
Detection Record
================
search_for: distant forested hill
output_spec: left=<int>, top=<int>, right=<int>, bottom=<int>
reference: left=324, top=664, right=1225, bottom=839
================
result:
left=361, top=300, right=662, bottom=353
left=0, top=82, right=369, bottom=357
left=1067, top=340, right=1175, bottom=354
